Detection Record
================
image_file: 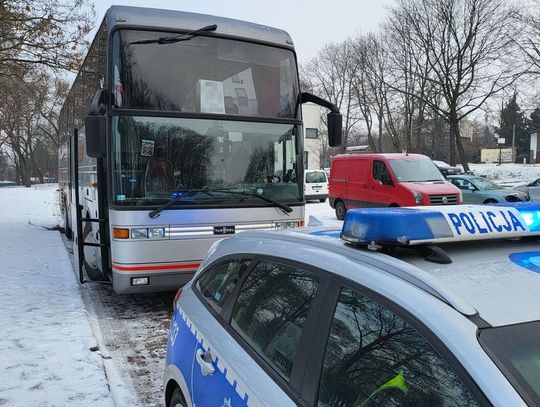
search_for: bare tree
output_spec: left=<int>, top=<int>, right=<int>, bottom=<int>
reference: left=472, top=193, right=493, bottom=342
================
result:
left=0, top=0, right=94, bottom=76
left=301, top=40, right=362, bottom=151
left=514, top=0, right=540, bottom=75
left=0, top=75, right=61, bottom=185
left=385, top=0, right=522, bottom=171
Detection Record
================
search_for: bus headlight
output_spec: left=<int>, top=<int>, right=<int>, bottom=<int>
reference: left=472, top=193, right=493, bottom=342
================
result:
left=148, top=227, right=165, bottom=238
left=131, top=228, right=148, bottom=239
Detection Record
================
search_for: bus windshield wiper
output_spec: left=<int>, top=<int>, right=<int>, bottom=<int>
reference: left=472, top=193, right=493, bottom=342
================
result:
left=148, top=187, right=293, bottom=218
left=148, top=189, right=215, bottom=219
left=130, top=24, right=218, bottom=45
left=209, top=188, right=293, bottom=215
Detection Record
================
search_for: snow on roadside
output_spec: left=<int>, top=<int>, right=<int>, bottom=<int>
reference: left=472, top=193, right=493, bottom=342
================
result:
left=0, top=184, right=114, bottom=407
left=469, top=163, right=540, bottom=185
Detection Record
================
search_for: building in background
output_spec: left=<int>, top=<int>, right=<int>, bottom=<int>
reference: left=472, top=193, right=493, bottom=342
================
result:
left=302, top=103, right=322, bottom=169
left=530, top=130, right=539, bottom=163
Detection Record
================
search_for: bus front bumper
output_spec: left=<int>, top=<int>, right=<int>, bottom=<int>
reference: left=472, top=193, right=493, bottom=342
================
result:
left=111, top=261, right=200, bottom=294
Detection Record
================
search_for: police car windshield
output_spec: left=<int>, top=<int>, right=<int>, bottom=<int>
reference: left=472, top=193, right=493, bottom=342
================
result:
left=479, top=320, right=540, bottom=406
left=388, top=158, right=444, bottom=182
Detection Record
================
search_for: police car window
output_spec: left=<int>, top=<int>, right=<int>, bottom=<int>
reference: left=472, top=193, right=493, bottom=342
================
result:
left=230, top=260, right=319, bottom=380
left=317, top=288, right=479, bottom=407
left=197, top=259, right=251, bottom=312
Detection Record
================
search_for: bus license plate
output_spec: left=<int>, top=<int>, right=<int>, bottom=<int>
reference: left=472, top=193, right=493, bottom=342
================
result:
left=214, top=226, right=235, bottom=235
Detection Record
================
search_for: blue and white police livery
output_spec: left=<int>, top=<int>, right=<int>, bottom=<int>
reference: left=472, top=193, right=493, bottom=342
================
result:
left=165, top=204, right=540, bottom=407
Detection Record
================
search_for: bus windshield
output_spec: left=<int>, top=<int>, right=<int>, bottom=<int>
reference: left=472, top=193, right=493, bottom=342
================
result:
left=112, top=30, right=299, bottom=118
left=111, top=116, right=301, bottom=206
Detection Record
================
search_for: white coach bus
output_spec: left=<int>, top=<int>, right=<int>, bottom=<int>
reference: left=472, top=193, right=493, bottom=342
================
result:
left=58, top=6, right=341, bottom=293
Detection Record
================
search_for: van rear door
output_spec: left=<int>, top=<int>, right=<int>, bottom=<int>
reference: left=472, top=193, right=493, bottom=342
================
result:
left=329, top=159, right=348, bottom=206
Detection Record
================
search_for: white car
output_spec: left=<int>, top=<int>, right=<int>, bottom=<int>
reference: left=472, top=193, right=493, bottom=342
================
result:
left=164, top=203, right=540, bottom=407
left=304, top=169, right=328, bottom=202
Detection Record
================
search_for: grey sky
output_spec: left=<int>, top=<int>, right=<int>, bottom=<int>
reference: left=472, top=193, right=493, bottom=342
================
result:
left=92, top=0, right=391, bottom=62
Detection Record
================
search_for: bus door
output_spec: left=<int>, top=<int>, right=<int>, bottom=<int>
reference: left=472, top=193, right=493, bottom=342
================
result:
left=71, top=127, right=110, bottom=283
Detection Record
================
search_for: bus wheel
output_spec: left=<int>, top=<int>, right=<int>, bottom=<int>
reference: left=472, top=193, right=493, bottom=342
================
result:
left=82, top=219, right=107, bottom=281
left=64, top=208, right=73, bottom=239
left=335, top=200, right=347, bottom=220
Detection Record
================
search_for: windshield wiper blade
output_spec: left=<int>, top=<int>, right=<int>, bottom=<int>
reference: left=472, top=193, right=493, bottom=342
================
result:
left=130, top=24, right=217, bottom=45
left=209, top=188, right=293, bottom=215
left=148, top=189, right=215, bottom=219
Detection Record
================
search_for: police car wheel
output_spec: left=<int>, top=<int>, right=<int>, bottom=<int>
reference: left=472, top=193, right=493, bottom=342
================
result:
left=169, top=387, right=186, bottom=407
left=335, top=200, right=346, bottom=220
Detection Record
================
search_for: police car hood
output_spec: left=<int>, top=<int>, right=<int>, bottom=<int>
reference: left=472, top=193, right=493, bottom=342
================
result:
left=406, top=239, right=540, bottom=327
left=274, top=223, right=540, bottom=327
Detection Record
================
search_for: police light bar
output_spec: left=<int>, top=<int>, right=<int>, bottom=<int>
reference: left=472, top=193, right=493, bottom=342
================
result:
left=341, top=203, right=540, bottom=246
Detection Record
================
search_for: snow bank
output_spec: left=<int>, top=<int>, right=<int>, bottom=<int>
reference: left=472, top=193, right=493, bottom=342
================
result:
left=469, top=163, right=540, bottom=185
left=0, top=185, right=113, bottom=407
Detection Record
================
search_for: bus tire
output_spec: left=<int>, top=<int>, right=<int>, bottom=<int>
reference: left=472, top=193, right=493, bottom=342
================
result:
left=64, top=208, right=72, bottom=239
left=82, top=218, right=108, bottom=281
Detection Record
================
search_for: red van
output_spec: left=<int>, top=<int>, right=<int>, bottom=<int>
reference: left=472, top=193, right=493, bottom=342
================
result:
left=329, top=153, right=462, bottom=219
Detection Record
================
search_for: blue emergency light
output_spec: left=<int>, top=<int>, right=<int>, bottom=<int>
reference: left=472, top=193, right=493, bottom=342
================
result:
left=340, top=203, right=540, bottom=246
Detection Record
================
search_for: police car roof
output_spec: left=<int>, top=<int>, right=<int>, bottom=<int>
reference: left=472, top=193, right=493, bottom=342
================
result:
left=227, top=228, right=540, bottom=327
left=105, top=6, right=294, bottom=50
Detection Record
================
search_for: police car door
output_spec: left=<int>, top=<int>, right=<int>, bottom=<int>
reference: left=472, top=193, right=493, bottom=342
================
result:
left=190, top=257, right=325, bottom=406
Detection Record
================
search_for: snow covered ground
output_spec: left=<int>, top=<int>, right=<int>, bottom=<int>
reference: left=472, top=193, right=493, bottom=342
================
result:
left=0, top=184, right=114, bottom=407
left=469, top=163, right=540, bottom=186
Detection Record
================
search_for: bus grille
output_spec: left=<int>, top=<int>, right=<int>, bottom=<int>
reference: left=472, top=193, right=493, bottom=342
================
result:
left=429, top=194, right=458, bottom=205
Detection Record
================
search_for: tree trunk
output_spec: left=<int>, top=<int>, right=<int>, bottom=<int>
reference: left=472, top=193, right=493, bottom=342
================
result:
left=449, top=112, right=470, bottom=173
left=377, top=107, right=383, bottom=152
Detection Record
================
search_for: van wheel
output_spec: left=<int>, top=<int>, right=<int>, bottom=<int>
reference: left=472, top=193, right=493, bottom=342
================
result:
left=483, top=199, right=497, bottom=204
left=319, top=198, right=327, bottom=203
left=169, top=386, right=186, bottom=407
left=335, top=200, right=347, bottom=220
left=389, top=203, right=400, bottom=207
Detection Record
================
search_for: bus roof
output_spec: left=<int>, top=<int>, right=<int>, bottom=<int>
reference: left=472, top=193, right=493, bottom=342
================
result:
left=105, top=6, right=295, bottom=50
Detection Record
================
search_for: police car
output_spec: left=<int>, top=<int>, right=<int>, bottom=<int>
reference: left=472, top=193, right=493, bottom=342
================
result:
left=164, top=203, right=540, bottom=407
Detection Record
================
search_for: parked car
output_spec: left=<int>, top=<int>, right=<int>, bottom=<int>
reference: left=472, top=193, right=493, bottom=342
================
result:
left=432, top=160, right=461, bottom=177
left=328, top=153, right=462, bottom=220
left=304, top=170, right=328, bottom=202
left=513, top=177, right=540, bottom=194
left=448, top=175, right=529, bottom=204
left=164, top=204, right=540, bottom=407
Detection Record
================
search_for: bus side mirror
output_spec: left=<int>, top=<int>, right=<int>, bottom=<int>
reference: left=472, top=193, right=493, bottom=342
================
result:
left=85, top=90, right=107, bottom=158
left=327, top=112, right=342, bottom=147
left=300, top=92, right=342, bottom=147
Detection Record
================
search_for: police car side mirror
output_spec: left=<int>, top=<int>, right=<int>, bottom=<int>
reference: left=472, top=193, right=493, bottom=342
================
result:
left=468, top=185, right=476, bottom=191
